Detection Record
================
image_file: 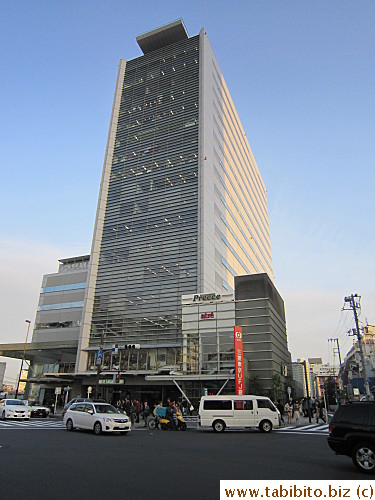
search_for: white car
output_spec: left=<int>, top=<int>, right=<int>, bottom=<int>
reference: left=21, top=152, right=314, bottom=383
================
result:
left=26, top=401, right=50, bottom=418
left=0, top=399, right=31, bottom=420
left=63, top=402, right=131, bottom=435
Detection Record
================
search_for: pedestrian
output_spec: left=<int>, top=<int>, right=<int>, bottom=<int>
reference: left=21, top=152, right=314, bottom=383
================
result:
left=133, top=399, right=141, bottom=423
left=284, top=400, right=292, bottom=424
left=276, top=400, right=285, bottom=424
left=143, top=401, right=151, bottom=427
left=293, top=400, right=302, bottom=425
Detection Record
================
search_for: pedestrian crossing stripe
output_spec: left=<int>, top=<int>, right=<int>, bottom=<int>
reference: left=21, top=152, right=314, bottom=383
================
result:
left=0, top=420, right=65, bottom=429
left=275, top=424, right=328, bottom=434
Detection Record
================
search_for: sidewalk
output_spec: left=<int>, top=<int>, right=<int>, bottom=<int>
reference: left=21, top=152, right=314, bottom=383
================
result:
left=280, top=414, right=331, bottom=427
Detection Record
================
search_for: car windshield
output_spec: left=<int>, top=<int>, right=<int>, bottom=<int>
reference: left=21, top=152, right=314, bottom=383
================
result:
left=94, top=404, right=120, bottom=414
left=6, top=400, right=26, bottom=406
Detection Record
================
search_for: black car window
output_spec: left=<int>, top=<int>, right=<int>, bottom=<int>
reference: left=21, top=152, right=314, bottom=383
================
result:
left=203, top=400, right=232, bottom=410
left=234, top=400, right=253, bottom=410
left=83, top=404, right=94, bottom=413
left=365, top=406, right=375, bottom=425
left=257, top=399, right=277, bottom=411
left=336, top=405, right=367, bottom=425
left=71, top=404, right=85, bottom=412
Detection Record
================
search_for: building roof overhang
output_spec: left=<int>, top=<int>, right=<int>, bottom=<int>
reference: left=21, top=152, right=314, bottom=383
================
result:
left=0, top=340, right=78, bottom=362
left=136, top=19, right=189, bottom=54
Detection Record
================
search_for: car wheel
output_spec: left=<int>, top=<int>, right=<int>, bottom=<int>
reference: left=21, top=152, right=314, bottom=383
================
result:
left=93, top=421, right=102, bottom=435
left=259, top=420, right=272, bottom=433
left=66, top=419, right=74, bottom=431
left=148, top=419, right=156, bottom=430
left=212, top=419, right=226, bottom=433
left=352, top=442, right=375, bottom=474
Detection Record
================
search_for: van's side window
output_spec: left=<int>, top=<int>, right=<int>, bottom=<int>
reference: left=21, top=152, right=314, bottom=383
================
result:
left=203, top=400, right=232, bottom=410
left=234, top=400, right=253, bottom=410
left=257, top=399, right=277, bottom=411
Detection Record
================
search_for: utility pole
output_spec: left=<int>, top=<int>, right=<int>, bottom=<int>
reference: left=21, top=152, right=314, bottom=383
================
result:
left=95, top=331, right=104, bottom=399
left=15, top=320, right=31, bottom=399
left=343, top=294, right=371, bottom=400
left=328, top=337, right=342, bottom=403
left=302, top=360, right=312, bottom=423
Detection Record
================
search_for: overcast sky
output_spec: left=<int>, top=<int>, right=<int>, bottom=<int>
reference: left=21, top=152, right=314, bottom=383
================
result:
left=1, top=1, right=374, bottom=384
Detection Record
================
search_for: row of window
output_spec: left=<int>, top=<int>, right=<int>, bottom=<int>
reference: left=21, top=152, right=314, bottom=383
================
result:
left=211, top=71, right=268, bottom=209
left=35, top=320, right=82, bottom=330
left=41, top=282, right=86, bottom=294
left=38, top=301, right=84, bottom=311
left=215, top=134, right=271, bottom=254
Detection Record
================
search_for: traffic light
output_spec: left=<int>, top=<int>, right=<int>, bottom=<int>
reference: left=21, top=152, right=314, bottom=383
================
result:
left=115, top=372, right=120, bottom=383
left=124, top=344, right=141, bottom=350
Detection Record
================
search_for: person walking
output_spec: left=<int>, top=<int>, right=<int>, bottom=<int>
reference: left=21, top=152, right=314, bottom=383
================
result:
left=142, top=401, right=151, bottom=427
left=276, top=400, right=285, bottom=425
left=284, top=400, right=293, bottom=424
left=293, top=400, right=302, bottom=426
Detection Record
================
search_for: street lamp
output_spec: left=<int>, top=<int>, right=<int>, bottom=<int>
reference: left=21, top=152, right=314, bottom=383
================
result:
left=15, top=320, right=31, bottom=399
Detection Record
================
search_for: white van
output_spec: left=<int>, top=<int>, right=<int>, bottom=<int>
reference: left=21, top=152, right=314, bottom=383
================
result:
left=198, top=395, right=280, bottom=433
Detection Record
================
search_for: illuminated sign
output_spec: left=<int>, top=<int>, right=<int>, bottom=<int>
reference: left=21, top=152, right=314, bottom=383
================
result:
left=193, top=293, right=221, bottom=302
left=234, top=326, right=244, bottom=396
left=200, top=312, right=215, bottom=320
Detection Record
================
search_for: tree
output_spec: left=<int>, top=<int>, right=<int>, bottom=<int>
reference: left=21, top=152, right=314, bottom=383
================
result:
left=271, top=374, right=282, bottom=401
left=248, top=375, right=263, bottom=395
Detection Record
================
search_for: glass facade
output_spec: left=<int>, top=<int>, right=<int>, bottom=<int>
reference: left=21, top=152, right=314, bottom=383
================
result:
left=89, top=35, right=200, bottom=358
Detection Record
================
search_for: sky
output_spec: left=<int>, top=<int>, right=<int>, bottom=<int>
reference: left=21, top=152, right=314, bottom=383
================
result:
left=1, top=0, right=374, bottom=384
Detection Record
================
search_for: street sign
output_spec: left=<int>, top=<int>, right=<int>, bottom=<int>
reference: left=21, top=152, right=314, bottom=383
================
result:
left=55, top=387, right=62, bottom=395
left=87, top=386, right=92, bottom=394
left=112, top=344, right=119, bottom=355
left=96, top=349, right=103, bottom=365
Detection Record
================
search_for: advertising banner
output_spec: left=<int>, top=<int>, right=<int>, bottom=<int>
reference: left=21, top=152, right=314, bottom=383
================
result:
left=234, top=326, right=244, bottom=395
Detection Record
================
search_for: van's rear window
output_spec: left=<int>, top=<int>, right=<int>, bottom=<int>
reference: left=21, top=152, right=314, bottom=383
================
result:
left=203, top=400, right=232, bottom=410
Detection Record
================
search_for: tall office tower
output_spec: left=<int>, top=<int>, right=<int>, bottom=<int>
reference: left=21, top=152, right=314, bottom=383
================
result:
left=76, top=21, right=274, bottom=398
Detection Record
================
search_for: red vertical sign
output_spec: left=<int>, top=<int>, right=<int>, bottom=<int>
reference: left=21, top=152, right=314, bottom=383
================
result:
left=234, top=326, right=244, bottom=395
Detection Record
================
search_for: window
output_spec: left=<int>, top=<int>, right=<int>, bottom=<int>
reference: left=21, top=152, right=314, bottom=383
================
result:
left=71, top=404, right=84, bottom=412
left=257, top=399, right=276, bottom=411
left=337, top=406, right=367, bottom=425
left=234, top=400, right=253, bottom=410
left=203, top=400, right=232, bottom=410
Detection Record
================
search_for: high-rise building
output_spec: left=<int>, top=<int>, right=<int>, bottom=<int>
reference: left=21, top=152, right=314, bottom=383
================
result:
left=74, top=20, right=283, bottom=403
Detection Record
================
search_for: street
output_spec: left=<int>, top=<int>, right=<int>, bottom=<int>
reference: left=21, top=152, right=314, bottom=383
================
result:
left=0, top=424, right=364, bottom=500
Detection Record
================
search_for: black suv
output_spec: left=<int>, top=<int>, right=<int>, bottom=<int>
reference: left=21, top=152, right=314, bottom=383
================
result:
left=327, top=401, right=375, bottom=474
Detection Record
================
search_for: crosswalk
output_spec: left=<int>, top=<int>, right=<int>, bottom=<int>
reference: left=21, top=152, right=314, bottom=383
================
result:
left=0, top=419, right=65, bottom=429
left=0, top=419, right=329, bottom=434
left=274, top=423, right=329, bottom=435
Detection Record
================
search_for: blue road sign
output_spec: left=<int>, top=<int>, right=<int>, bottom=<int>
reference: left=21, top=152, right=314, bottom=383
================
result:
left=96, top=349, right=103, bottom=365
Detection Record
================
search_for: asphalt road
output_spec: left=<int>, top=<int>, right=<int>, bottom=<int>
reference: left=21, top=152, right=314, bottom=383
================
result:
left=0, top=427, right=364, bottom=500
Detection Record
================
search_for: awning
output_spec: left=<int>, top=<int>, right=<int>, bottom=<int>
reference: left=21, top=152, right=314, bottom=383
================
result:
left=0, top=340, right=78, bottom=362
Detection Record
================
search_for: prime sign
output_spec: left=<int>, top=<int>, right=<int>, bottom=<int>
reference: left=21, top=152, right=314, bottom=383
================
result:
left=193, top=293, right=221, bottom=302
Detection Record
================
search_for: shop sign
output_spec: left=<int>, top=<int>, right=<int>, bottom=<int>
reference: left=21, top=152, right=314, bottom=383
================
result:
left=201, top=312, right=215, bottom=320
left=193, top=293, right=221, bottom=302
left=234, top=326, right=244, bottom=396
left=99, top=379, right=124, bottom=385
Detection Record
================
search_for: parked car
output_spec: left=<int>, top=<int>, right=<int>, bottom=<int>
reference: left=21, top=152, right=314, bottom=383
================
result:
left=26, top=401, right=50, bottom=418
left=327, top=401, right=375, bottom=474
left=63, top=402, right=131, bottom=435
left=0, top=399, right=31, bottom=420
